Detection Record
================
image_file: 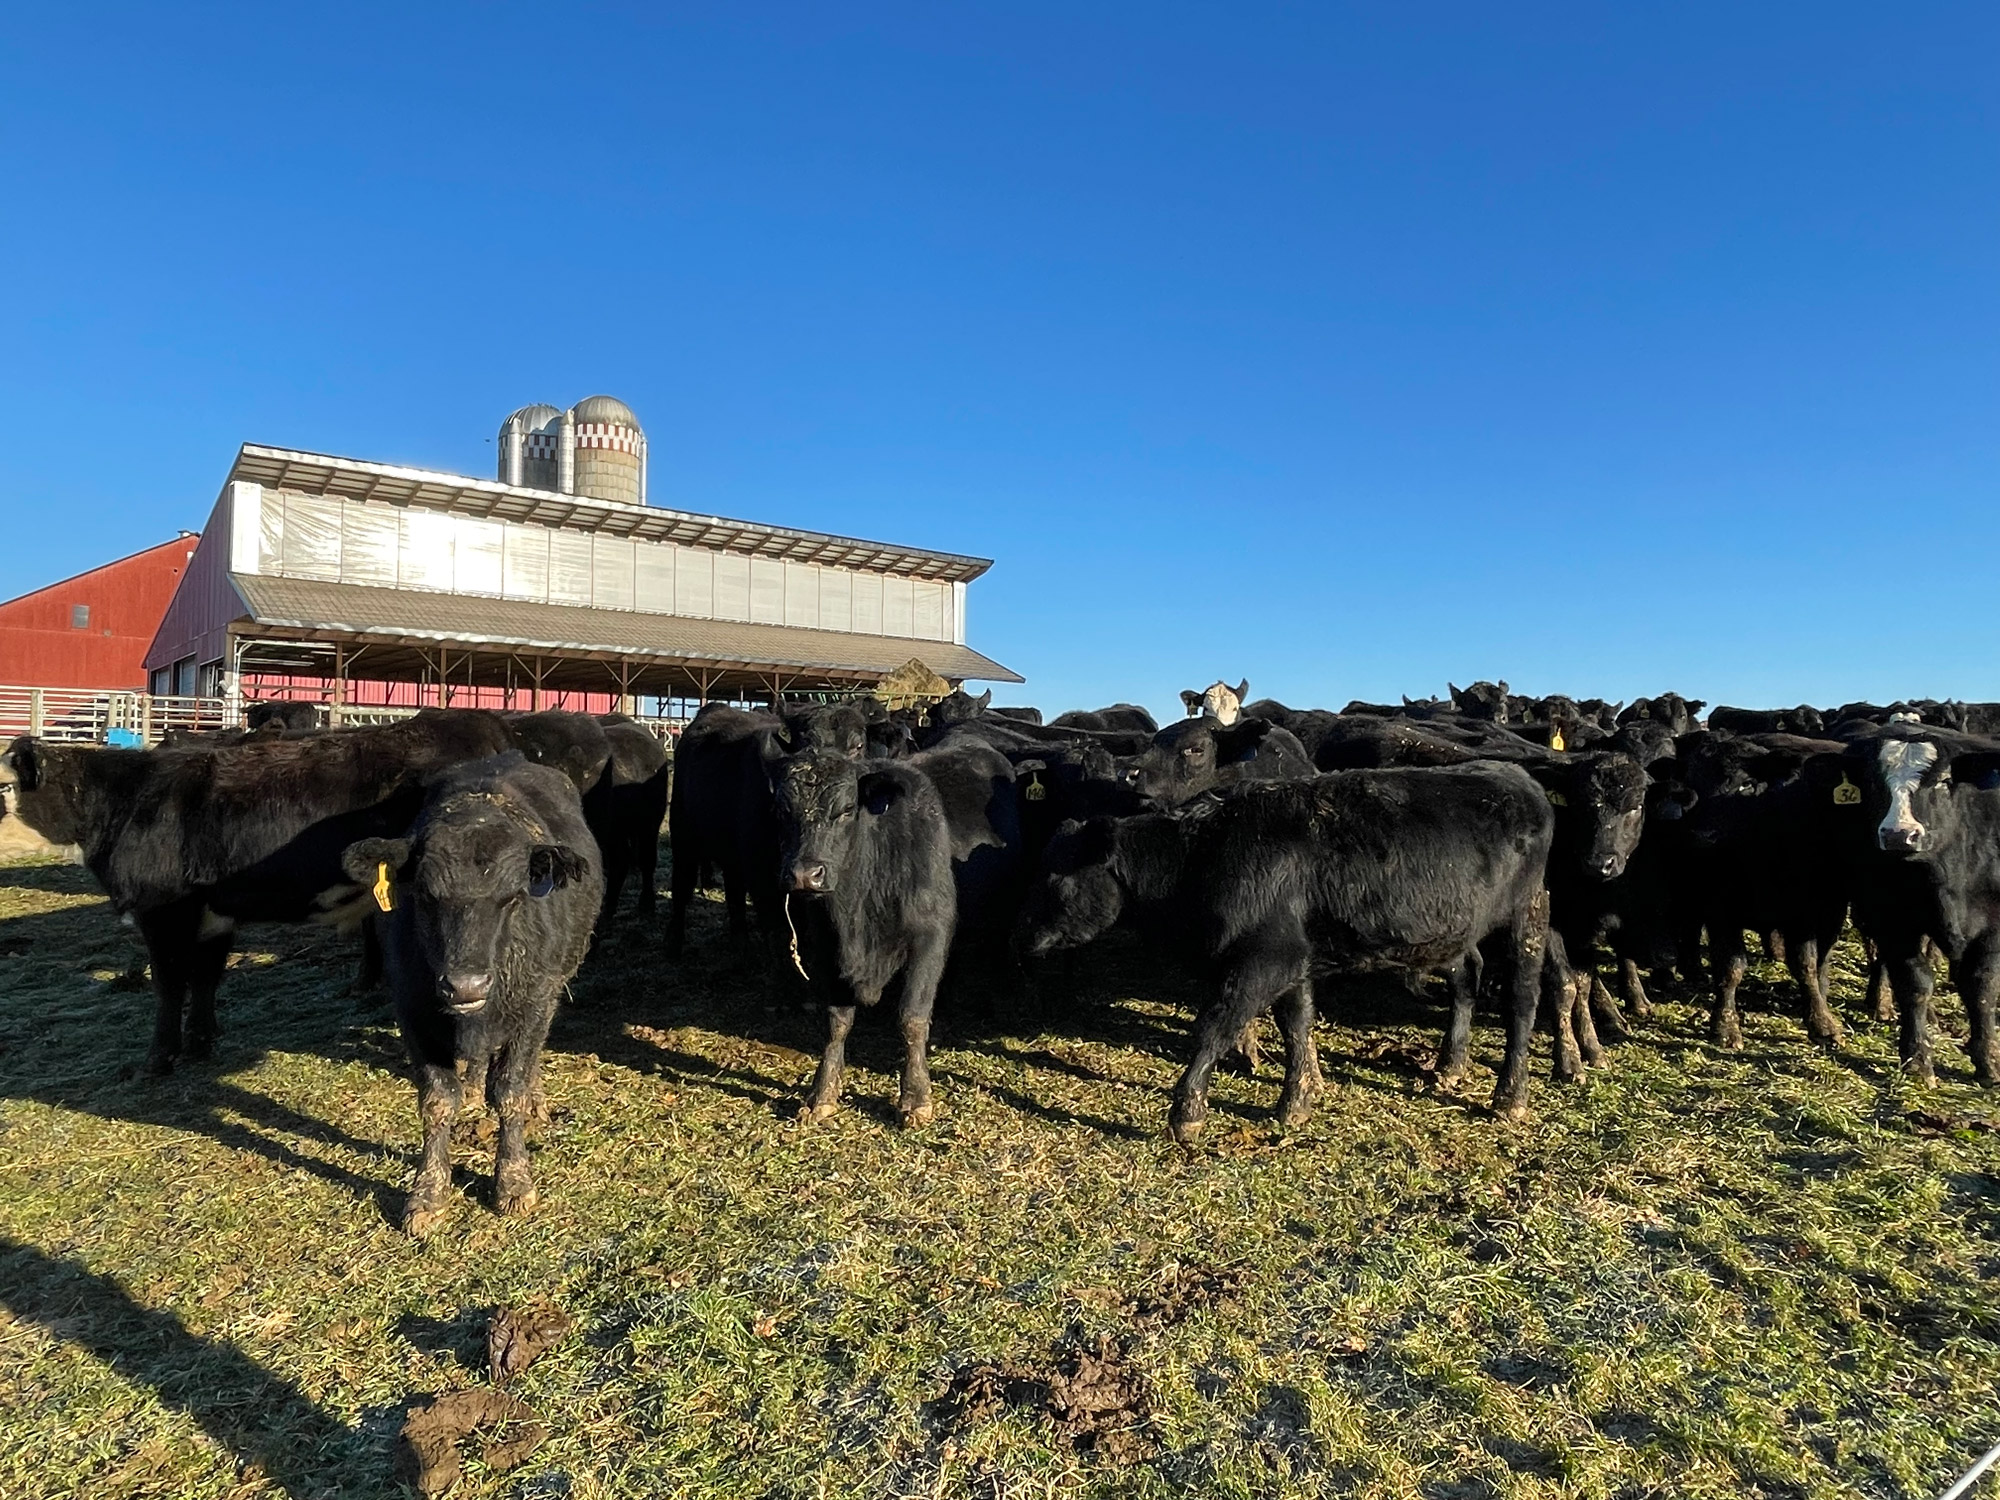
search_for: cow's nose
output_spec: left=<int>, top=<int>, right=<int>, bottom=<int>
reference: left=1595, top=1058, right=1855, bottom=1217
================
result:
left=790, top=863, right=829, bottom=893
left=441, top=973, right=492, bottom=1010
left=1596, top=856, right=1624, bottom=878
left=1880, top=827, right=1925, bottom=853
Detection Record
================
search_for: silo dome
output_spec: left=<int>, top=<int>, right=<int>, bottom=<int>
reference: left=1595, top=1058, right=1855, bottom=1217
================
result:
left=568, top=395, right=647, bottom=505
left=498, top=403, right=563, bottom=491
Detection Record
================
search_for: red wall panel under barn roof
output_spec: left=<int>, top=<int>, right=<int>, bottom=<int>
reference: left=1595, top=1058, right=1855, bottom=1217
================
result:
left=0, top=538, right=202, bottom=689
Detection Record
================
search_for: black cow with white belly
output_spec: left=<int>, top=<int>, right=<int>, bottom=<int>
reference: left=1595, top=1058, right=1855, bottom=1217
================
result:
left=341, top=753, right=601, bottom=1235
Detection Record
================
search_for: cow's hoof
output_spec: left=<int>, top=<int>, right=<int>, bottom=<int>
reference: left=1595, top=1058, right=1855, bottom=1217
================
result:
left=1808, top=1024, right=1843, bottom=1051
left=1712, top=1026, right=1744, bottom=1051
left=797, top=1101, right=840, bottom=1124
left=1274, top=1096, right=1316, bottom=1128
left=1167, top=1103, right=1206, bottom=1145
left=402, top=1204, right=448, bottom=1238
left=1492, top=1098, right=1530, bottom=1122
left=497, top=1185, right=538, bottom=1218
left=1902, top=1061, right=1937, bottom=1088
left=898, top=1101, right=935, bottom=1129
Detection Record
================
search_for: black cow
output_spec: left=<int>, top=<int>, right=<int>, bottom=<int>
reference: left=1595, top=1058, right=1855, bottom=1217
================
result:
left=1050, top=703, right=1160, bottom=736
left=668, top=705, right=783, bottom=953
left=1447, top=681, right=1511, bottom=722
left=1707, top=705, right=1827, bottom=736
left=1017, top=764, right=1564, bottom=1136
left=773, top=753, right=958, bottom=1126
left=1125, top=715, right=1315, bottom=806
left=340, top=754, right=600, bottom=1235
left=503, top=710, right=612, bottom=795
left=588, top=718, right=672, bottom=920
left=0, top=709, right=515, bottom=1073
left=990, top=706, right=1044, bottom=726
left=245, top=700, right=324, bottom=732
left=1819, top=728, right=2000, bottom=1083
left=1617, top=694, right=1705, bottom=737
left=1673, top=733, right=1851, bottom=1048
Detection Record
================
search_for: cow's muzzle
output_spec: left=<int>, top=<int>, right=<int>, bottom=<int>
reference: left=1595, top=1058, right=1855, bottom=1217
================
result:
left=787, top=863, right=830, bottom=894
left=440, top=972, right=492, bottom=1014
left=1879, top=827, right=1926, bottom=855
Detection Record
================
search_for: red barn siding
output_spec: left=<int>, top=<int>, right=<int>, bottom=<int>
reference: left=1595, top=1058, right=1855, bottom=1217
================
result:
left=0, top=538, right=201, bottom=689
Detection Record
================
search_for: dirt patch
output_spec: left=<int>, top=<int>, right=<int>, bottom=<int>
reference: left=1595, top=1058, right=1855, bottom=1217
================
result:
left=395, top=1389, right=547, bottom=1495
left=489, top=1298, right=572, bottom=1384
left=1907, top=1110, right=2000, bottom=1137
left=933, top=1333, right=1157, bottom=1463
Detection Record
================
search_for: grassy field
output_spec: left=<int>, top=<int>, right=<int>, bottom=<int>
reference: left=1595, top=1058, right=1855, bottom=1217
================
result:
left=3, top=845, right=1999, bottom=1500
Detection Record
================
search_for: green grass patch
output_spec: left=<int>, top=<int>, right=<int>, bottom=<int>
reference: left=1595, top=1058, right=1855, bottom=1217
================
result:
left=1, top=850, right=1998, bottom=1497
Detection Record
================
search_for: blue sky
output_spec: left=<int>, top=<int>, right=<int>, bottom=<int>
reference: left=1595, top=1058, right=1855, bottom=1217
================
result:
left=2, top=5, right=1994, bottom=717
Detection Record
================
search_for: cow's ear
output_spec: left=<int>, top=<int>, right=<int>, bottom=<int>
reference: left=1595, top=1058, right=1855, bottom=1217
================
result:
left=1686, top=700, right=1707, bottom=715
left=1213, top=717, right=1275, bottom=760
left=528, top=844, right=587, bottom=897
left=1650, top=783, right=1698, bottom=820
left=341, top=837, right=412, bottom=893
left=3, top=737, right=41, bottom=792
left=1948, top=751, right=2000, bottom=792
left=1180, top=690, right=1203, bottom=716
left=1447, top=683, right=1463, bottom=704
left=859, top=770, right=901, bottom=816
left=1234, top=679, right=1250, bottom=701
left=974, top=689, right=992, bottom=710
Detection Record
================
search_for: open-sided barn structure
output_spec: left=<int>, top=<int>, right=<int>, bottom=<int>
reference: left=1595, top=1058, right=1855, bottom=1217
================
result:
left=143, top=398, right=1018, bottom=721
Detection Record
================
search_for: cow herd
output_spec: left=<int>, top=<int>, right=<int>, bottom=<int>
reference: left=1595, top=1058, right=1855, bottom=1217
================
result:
left=3, top=676, right=1999, bottom=1234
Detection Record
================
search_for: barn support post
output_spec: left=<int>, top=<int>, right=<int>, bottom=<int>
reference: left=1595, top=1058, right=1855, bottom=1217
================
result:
left=223, top=638, right=244, bottom=727
left=28, top=688, right=43, bottom=737
left=331, top=645, right=347, bottom=725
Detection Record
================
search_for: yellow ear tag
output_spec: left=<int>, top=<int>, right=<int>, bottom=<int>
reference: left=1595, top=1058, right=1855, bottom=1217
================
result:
left=1833, top=776, right=1861, bottom=806
left=1546, top=789, right=1568, bottom=806
left=1549, top=728, right=1565, bottom=751
left=372, top=861, right=394, bottom=912
left=1024, top=773, right=1046, bottom=802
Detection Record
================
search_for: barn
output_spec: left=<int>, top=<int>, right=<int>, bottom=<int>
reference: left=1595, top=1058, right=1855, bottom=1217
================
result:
left=0, top=536, right=200, bottom=690
left=143, top=397, right=1019, bottom=725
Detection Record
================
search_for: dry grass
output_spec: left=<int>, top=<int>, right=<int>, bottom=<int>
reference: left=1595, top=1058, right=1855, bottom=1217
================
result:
left=2, top=847, right=1998, bottom=1498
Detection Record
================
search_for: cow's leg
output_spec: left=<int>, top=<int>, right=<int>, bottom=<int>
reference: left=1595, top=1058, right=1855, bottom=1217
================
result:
left=1888, top=944, right=1937, bottom=1085
left=458, top=1053, right=490, bottom=1118
left=1272, top=979, right=1323, bottom=1127
left=1491, top=892, right=1550, bottom=1120
left=895, top=938, right=952, bottom=1127
left=404, top=1061, right=461, bottom=1237
left=666, top=833, right=696, bottom=957
left=1170, top=925, right=1306, bottom=1144
left=636, top=834, right=660, bottom=915
left=1572, top=970, right=1605, bottom=1069
left=1953, top=940, right=2000, bottom=1085
left=1710, top=929, right=1747, bottom=1050
left=1789, top=933, right=1842, bottom=1047
left=1434, top=957, right=1478, bottom=1084
left=1586, top=970, right=1626, bottom=1044
left=1619, top=956, right=1653, bottom=1018
left=490, top=1038, right=545, bottom=1217
left=1549, top=934, right=1585, bottom=1083
left=182, top=926, right=231, bottom=1060
left=802, top=1002, right=859, bottom=1122
left=137, top=901, right=200, bottom=1076
left=351, top=917, right=385, bottom=1002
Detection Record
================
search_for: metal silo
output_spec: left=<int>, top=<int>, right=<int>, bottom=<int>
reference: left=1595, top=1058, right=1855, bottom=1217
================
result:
left=568, top=395, right=647, bottom=504
left=498, top=404, right=564, bottom=491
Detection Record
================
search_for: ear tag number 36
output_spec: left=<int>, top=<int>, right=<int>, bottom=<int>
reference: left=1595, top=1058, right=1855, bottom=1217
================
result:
left=1833, top=776, right=1861, bottom=806
left=373, top=862, right=395, bottom=912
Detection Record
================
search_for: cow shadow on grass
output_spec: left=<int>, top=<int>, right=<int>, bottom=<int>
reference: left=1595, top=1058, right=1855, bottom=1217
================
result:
left=0, top=1235, right=368, bottom=1499
left=0, top=891, right=416, bottom=1223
